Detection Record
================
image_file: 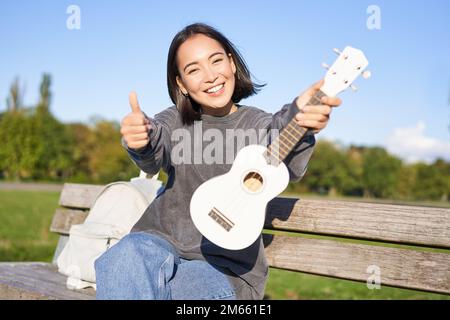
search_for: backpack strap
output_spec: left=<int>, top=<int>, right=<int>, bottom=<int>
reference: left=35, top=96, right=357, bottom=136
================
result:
left=138, top=170, right=159, bottom=180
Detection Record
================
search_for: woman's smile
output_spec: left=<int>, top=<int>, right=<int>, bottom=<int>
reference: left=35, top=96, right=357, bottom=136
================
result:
left=205, top=83, right=225, bottom=97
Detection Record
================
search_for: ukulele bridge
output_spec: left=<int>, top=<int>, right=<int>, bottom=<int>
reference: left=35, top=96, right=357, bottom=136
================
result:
left=209, top=207, right=234, bottom=232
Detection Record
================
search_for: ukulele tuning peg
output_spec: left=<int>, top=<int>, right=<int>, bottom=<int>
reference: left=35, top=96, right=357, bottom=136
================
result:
left=333, top=48, right=342, bottom=55
left=321, top=62, right=330, bottom=70
left=362, top=70, right=372, bottom=79
left=350, top=84, right=358, bottom=92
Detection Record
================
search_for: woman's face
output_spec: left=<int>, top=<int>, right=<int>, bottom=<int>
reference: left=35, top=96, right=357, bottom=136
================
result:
left=176, top=34, right=236, bottom=112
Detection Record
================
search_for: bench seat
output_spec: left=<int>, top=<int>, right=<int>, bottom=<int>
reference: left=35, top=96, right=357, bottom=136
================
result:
left=0, top=262, right=95, bottom=300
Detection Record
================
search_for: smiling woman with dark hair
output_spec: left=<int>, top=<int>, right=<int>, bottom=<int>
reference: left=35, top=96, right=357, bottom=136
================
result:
left=166, top=23, right=265, bottom=125
left=94, top=22, right=342, bottom=300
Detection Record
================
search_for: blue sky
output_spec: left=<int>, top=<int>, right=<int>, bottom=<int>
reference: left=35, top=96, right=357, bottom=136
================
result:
left=1, top=0, right=449, bottom=163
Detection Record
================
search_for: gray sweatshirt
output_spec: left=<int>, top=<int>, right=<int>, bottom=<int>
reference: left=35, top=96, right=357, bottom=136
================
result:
left=124, top=98, right=315, bottom=300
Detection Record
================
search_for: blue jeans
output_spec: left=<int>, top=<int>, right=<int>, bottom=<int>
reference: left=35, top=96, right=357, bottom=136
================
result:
left=94, top=232, right=236, bottom=300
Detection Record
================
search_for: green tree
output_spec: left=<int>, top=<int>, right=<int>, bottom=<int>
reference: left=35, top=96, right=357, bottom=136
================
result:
left=30, top=110, right=73, bottom=180
left=37, top=73, right=51, bottom=113
left=395, top=164, right=417, bottom=200
left=66, top=123, right=95, bottom=182
left=361, top=147, right=402, bottom=198
left=88, top=119, right=138, bottom=183
left=303, top=140, right=349, bottom=196
left=412, top=160, right=450, bottom=201
left=29, top=74, right=73, bottom=179
left=6, top=77, right=24, bottom=112
left=0, top=110, right=28, bottom=179
left=433, top=159, right=450, bottom=201
left=0, top=74, right=73, bottom=180
left=341, top=146, right=365, bottom=196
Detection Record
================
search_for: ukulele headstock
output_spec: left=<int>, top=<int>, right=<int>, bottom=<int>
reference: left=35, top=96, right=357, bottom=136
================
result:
left=321, top=46, right=370, bottom=96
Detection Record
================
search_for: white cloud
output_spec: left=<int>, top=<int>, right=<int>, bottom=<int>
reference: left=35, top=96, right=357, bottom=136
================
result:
left=385, top=122, right=450, bottom=164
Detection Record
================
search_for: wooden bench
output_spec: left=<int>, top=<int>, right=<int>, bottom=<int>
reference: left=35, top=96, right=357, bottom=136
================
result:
left=1, top=182, right=449, bottom=299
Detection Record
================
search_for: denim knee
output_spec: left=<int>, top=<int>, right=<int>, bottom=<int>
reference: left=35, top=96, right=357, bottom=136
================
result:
left=94, top=232, right=179, bottom=274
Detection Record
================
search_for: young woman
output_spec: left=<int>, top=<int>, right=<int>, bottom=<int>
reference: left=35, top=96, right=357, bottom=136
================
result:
left=95, top=22, right=341, bottom=300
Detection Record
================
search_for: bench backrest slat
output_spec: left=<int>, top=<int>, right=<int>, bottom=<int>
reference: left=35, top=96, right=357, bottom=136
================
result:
left=266, top=197, right=450, bottom=249
left=50, top=208, right=88, bottom=234
left=58, top=183, right=104, bottom=209
left=262, top=234, right=450, bottom=295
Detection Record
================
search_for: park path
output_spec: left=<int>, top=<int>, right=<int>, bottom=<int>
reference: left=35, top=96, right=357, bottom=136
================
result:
left=0, top=182, right=63, bottom=192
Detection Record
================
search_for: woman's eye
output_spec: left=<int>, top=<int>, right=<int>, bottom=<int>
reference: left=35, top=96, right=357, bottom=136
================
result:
left=213, top=59, right=223, bottom=64
left=188, top=69, right=198, bottom=74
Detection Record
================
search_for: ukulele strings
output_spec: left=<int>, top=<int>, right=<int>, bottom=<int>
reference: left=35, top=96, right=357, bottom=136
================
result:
left=220, top=91, right=323, bottom=221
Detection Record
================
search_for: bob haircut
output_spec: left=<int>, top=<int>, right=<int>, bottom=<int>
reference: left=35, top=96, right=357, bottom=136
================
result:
left=167, top=22, right=265, bottom=125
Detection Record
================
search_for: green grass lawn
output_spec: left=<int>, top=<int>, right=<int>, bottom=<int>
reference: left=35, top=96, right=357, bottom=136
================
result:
left=0, top=190, right=60, bottom=262
left=0, top=189, right=448, bottom=299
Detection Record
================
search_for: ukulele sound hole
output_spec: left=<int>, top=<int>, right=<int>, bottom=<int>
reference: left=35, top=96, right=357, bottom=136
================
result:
left=243, top=172, right=263, bottom=192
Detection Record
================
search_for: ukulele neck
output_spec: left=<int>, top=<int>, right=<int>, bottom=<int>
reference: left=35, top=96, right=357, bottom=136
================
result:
left=264, top=90, right=327, bottom=165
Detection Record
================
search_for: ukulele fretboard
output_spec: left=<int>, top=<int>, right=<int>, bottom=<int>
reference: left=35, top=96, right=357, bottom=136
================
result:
left=264, top=90, right=327, bottom=166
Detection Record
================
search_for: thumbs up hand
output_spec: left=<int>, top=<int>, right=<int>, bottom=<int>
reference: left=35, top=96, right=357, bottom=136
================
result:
left=120, top=91, right=151, bottom=150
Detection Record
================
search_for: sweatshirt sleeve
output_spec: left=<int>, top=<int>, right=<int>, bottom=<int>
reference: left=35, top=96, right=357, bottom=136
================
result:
left=254, top=98, right=316, bottom=182
left=122, top=107, right=177, bottom=175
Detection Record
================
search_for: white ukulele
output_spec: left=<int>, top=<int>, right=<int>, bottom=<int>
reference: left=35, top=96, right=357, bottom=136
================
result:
left=190, top=46, right=371, bottom=250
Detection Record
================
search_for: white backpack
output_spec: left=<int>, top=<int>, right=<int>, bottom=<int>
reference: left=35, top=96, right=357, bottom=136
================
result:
left=57, top=171, right=163, bottom=290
